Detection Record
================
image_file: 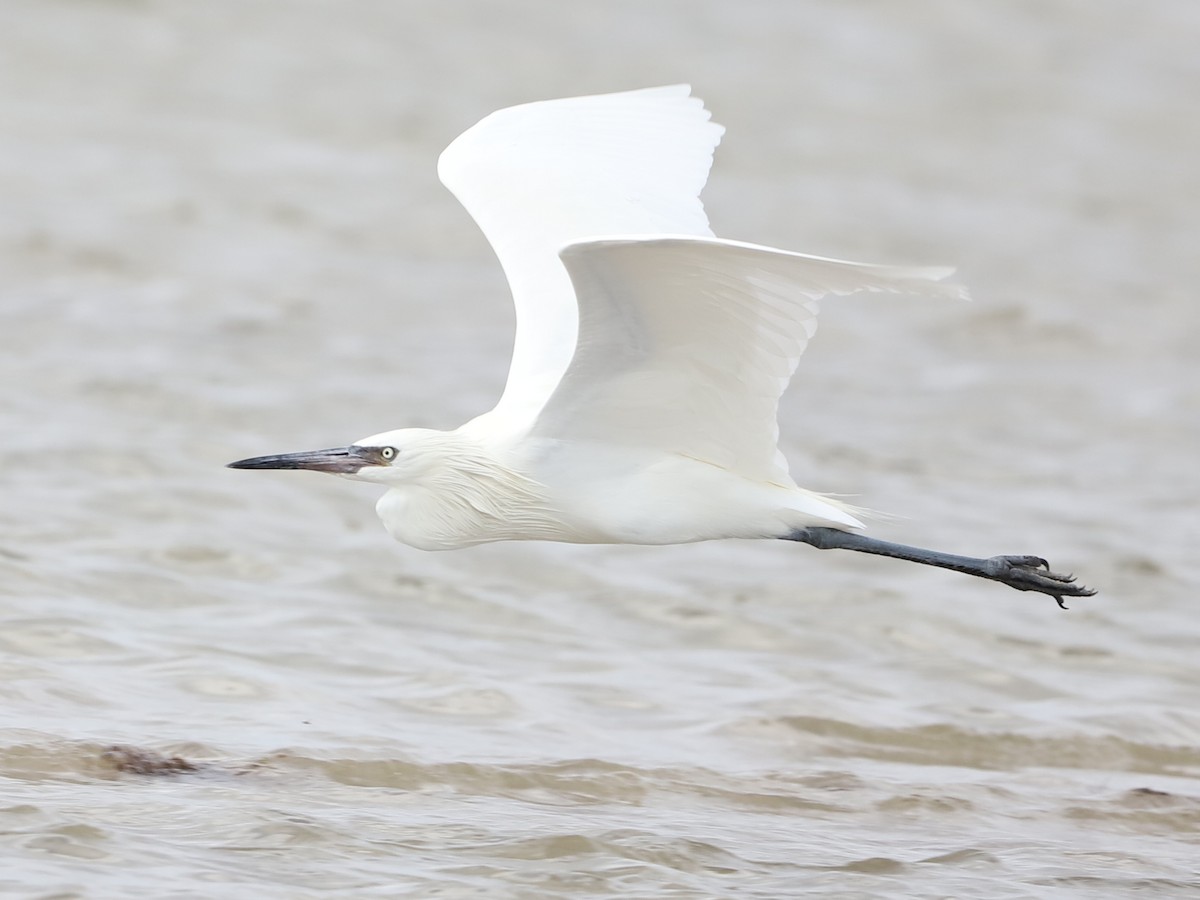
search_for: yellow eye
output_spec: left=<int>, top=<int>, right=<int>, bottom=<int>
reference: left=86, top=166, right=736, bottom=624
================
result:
left=380, top=446, right=397, bottom=461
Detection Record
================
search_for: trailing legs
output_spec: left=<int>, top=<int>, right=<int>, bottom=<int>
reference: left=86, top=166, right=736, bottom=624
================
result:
left=786, top=527, right=1095, bottom=608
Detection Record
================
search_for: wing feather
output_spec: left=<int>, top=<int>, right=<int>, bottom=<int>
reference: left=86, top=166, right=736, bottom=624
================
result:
left=438, top=86, right=724, bottom=430
left=536, top=236, right=968, bottom=486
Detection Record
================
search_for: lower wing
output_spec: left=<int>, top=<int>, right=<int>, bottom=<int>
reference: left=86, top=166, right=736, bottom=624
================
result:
left=529, top=236, right=968, bottom=486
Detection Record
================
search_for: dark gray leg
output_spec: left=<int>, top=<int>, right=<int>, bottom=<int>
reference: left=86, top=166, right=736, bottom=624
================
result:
left=786, top=527, right=1096, bottom=608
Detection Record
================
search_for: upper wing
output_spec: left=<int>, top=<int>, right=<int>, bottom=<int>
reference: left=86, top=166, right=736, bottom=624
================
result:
left=438, top=85, right=724, bottom=432
left=532, top=236, right=969, bottom=487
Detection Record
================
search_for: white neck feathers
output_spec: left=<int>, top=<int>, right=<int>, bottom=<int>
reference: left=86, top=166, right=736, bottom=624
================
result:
left=374, top=432, right=562, bottom=549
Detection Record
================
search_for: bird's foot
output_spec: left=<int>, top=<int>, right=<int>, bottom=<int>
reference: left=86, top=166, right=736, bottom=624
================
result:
left=981, top=555, right=1096, bottom=609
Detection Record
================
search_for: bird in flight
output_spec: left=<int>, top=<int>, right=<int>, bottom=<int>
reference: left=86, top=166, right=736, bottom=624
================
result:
left=229, top=85, right=1094, bottom=607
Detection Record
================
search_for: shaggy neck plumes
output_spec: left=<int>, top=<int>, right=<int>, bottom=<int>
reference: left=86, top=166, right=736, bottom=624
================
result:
left=373, top=432, right=563, bottom=550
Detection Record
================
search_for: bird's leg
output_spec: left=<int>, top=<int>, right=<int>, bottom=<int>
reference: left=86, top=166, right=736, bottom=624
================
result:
left=785, top=527, right=1095, bottom=608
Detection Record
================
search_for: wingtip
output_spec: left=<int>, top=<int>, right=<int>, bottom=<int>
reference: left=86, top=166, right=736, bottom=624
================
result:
left=647, top=82, right=694, bottom=96
left=917, top=266, right=972, bottom=302
left=906, top=266, right=971, bottom=302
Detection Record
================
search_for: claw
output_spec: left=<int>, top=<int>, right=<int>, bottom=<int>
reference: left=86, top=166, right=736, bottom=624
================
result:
left=984, top=555, right=1097, bottom=608
left=1041, top=569, right=1078, bottom=584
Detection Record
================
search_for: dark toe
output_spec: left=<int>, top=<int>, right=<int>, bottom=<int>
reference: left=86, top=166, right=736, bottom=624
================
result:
left=985, top=555, right=1097, bottom=605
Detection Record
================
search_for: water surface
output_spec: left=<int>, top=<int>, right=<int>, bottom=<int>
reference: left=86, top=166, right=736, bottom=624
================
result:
left=2, top=1, right=1198, bottom=896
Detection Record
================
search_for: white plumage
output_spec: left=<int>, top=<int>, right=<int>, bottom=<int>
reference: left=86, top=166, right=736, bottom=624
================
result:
left=438, top=84, right=726, bottom=429
left=230, top=85, right=1095, bottom=605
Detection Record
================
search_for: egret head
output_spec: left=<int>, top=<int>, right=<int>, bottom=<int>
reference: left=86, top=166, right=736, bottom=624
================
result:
left=227, top=428, right=437, bottom=485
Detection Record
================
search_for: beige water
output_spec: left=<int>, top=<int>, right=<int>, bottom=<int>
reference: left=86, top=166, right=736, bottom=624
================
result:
left=2, top=1, right=1199, bottom=896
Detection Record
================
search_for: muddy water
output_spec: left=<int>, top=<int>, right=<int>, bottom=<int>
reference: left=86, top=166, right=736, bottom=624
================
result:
left=2, top=1, right=1198, bottom=896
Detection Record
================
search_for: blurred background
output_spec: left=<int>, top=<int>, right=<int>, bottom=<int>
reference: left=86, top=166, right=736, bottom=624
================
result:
left=1, top=1, right=1198, bottom=896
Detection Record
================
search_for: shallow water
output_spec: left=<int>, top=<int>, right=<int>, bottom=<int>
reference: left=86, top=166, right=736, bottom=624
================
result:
left=2, top=0, right=1199, bottom=896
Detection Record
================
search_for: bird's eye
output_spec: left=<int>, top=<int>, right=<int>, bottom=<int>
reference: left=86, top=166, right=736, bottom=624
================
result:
left=379, top=446, right=397, bottom=461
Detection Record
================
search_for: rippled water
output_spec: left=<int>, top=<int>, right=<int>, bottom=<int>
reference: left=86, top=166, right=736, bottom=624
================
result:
left=2, top=0, right=1199, bottom=896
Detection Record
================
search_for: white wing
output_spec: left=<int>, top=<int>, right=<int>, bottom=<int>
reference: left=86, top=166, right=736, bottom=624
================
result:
left=535, top=236, right=968, bottom=486
left=438, top=85, right=723, bottom=431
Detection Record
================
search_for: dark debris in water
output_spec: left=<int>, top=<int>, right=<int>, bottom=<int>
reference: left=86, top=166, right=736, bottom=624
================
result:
left=1122, top=787, right=1195, bottom=808
left=101, top=745, right=201, bottom=777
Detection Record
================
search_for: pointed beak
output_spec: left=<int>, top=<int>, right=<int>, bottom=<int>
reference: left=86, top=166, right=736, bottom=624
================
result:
left=227, top=446, right=381, bottom=474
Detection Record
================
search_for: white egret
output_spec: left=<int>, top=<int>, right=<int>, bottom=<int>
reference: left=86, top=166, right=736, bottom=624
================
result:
left=230, top=85, right=1093, bottom=606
